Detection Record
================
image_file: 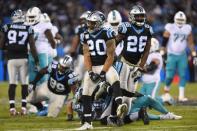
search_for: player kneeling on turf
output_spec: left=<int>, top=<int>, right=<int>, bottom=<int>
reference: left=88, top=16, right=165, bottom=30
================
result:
left=27, top=55, right=78, bottom=117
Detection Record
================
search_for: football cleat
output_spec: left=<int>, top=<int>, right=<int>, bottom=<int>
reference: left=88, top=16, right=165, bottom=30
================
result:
left=36, top=106, right=48, bottom=116
left=178, top=97, right=188, bottom=102
left=20, top=107, right=27, bottom=116
left=75, top=122, right=93, bottom=130
left=138, top=107, right=149, bottom=125
left=117, top=103, right=128, bottom=119
left=160, top=112, right=182, bottom=120
left=67, top=114, right=73, bottom=121
left=10, top=108, right=19, bottom=116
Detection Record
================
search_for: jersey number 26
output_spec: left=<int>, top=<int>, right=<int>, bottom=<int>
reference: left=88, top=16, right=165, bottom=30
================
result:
left=127, top=36, right=147, bottom=53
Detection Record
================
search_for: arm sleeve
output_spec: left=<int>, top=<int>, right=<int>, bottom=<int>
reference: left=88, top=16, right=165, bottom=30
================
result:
left=47, top=61, right=58, bottom=73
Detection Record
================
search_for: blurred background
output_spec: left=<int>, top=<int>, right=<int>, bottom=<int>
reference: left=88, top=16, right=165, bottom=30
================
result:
left=0, top=0, right=197, bottom=82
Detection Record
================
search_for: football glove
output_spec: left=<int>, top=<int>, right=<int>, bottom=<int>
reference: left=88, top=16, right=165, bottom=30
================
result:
left=88, top=71, right=100, bottom=83
left=193, top=56, right=197, bottom=65
left=99, top=71, right=106, bottom=82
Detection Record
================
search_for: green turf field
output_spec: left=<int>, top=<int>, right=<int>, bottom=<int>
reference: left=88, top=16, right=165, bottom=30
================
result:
left=0, top=82, right=197, bottom=131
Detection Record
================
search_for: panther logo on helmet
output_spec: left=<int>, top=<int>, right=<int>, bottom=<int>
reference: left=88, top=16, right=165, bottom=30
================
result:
left=11, top=9, right=25, bottom=23
left=58, top=55, right=73, bottom=74
left=87, top=11, right=105, bottom=33
left=129, top=5, right=146, bottom=26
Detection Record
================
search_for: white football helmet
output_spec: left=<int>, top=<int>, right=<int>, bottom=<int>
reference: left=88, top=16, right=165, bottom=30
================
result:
left=80, top=11, right=91, bottom=20
left=174, top=11, right=186, bottom=27
left=107, top=10, right=122, bottom=30
left=150, top=38, right=160, bottom=53
left=26, top=7, right=41, bottom=25
left=59, top=55, right=73, bottom=68
left=129, top=5, right=146, bottom=26
left=40, top=13, right=51, bottom=23
left=87, top=11, right=104, bottom=33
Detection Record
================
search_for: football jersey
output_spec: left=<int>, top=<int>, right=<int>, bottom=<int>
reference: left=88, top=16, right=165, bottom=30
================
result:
left=1, top=23, right=33, bottom=59
left=47, top=61, right=78, bottom=95
left=165, top=23, right=191, bottom=55
left=81, top=27, right=116, bottom=66
left=75, top=24, right=88, bottom=55
left=118, top=22, right=153, bottom=65
left=142, top=52, right=163, bottom=83
left=32, top=22, right=53, bottom=54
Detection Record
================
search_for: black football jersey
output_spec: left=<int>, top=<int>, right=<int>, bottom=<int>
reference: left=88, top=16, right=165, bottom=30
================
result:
left=1, top=23, right=34, bottom=59
left=47, top=61, right=78, bottom=95
left=75, top=24, right=88, bottom=55
left=118, top=22, right=153, bottom=65
left=81, top=27, right=116, bottom=66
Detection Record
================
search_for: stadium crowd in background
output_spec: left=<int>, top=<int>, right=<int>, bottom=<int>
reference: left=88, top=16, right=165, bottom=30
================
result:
left=0, top=0, right=197, bottom=80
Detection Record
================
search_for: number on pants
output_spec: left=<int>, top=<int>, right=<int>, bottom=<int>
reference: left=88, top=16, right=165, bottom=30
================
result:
left=7, top=30, right=28, bottom=45
left=127, top=36, right=147, bottom=53
left=87, top=39, right=106, bottom=56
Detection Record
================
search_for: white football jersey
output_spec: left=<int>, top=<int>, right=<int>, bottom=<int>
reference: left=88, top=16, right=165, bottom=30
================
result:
left=32, top=22, right=53, bottom=54
left=165, top=23, right=191, bottom=55
left=104, top=23, right=123, bottom=56
left=142, top=52, right=163, bottom=83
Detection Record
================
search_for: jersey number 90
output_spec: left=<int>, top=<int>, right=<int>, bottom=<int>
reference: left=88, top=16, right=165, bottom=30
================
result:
left=127, top=36, right=147, bottom=53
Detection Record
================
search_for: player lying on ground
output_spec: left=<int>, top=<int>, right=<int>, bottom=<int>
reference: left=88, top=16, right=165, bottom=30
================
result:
left=27, top=55, right=78, bottom=117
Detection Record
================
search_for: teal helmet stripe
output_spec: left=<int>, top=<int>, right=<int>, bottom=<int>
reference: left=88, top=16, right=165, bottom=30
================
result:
left=112, top=10, right=116, bottom=20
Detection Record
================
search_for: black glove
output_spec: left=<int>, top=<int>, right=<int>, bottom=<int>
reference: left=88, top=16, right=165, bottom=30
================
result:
left=99, top=71, right=106, bottom=82
left=88, top=71, right=100, bottom=83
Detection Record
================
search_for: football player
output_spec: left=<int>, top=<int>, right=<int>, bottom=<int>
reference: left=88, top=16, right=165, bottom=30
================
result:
left=140, top=38, right=164, bottom=104
left=161, top=11, right=197, bottom=102
left=26, top=7, right=56, bottom=85
left=40, top=13, right=63, bottom=63
left=115, top=5, right=153, bottom=93
left=76, top=11, right=126, bottom=130
left=69, top=11, right=91, bottom=82
left=107, top=10, right=123, bottom=56
left=27, top=55, right=78, bottom=117
left=0, top=9, right=39, bottom=116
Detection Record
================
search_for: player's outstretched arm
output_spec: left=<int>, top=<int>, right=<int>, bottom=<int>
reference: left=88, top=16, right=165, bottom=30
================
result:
left=102, top=39, right=116, bottom=72
left=139, top=38, right=151, bottom=68
left=188, top=33, right=196, bottom=56
left=45, top=29, right=56, bottom=49
left=83, top=43, right=92, bottom=71
left=29, top=34, right=39, bottom=65
left=31, top=67, right=48, bottom=85
left=160, top=31, right=170, bottom=55
left=69, top=35, right=80, bottom=57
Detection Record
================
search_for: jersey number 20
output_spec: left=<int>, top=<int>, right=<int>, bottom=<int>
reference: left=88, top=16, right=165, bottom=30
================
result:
left=127, top=36, right=147, bottom=53
left=87, top=39, right=106, bottom=56
left=7, top=30, right=28, bottom=45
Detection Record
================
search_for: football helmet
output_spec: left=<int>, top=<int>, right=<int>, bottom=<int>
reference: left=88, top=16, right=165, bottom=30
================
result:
left=150, top=38, right=160, bottom=53
left=11, top=9, right=25, bottom=23
left=80, top=11, right=91, bottom=20
left=174, top=11, right=186, bottom=27
left=40, top=13, right=51, bottom=23
left=87, top=11, right=105, bottom=33
left=26, top=7, right=41, bottom=25
left=58, top=55, right=73, bottom=73
left=107, top=10, right=122, bottom=29
left=129, top=5, right=146, bottom=26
